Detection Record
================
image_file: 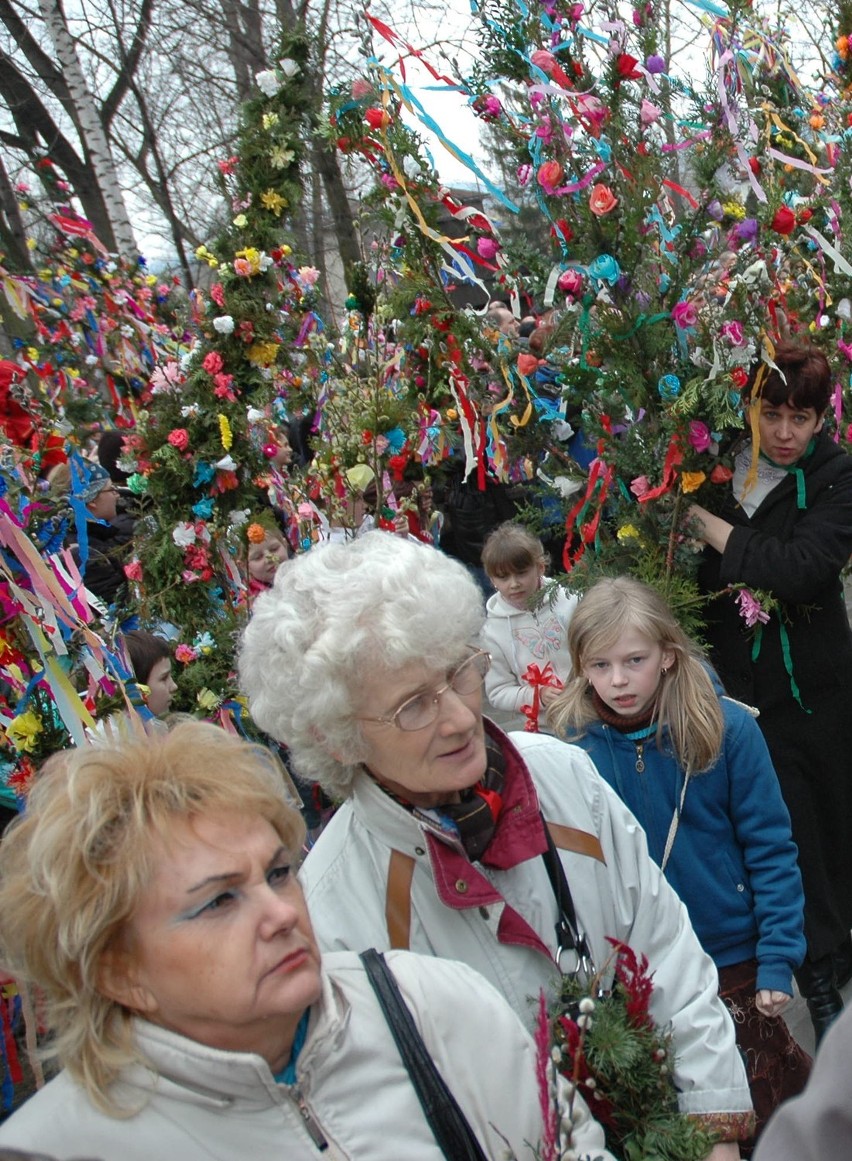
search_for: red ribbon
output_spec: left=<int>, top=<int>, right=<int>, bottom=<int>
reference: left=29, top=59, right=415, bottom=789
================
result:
left=521, top=662, right=564, bottom=733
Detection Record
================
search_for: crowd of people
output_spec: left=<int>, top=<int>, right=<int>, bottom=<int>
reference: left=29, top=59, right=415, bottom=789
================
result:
left=0, top=336, right=850, bottom=1159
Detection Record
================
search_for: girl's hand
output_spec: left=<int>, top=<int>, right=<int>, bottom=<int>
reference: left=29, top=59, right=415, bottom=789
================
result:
left=706, top=1145, right=740, bottom=1161
left=755, top=989, right=791, bottom=1017
left=539, top=685, right=562, bottom=707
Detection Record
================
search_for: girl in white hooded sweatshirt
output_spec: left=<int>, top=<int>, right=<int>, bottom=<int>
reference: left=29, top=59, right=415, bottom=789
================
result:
left=480, top=522, right=578, bottom=730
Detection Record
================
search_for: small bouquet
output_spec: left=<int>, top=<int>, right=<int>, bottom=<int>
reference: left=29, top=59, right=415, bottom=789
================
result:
left=551, top=939, right=718, bottom=1161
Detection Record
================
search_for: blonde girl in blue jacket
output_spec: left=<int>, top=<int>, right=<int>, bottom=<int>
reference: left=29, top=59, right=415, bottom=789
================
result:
left=548, top=575, right=809, bottom=1152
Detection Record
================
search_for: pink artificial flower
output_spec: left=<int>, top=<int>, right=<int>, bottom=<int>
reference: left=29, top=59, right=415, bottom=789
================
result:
left=530, top=49, right=558, bottom=74
left=210, top=283, right=226, bottom=308
left=175, top=643, right=198, bottom=663
left=640, top=99, right=661, bottom=126
left=203, top=351, right=224, bottom=375
left=298, top=266, right=321, bottom=287
left=557, top=270, right=584, bottom=296
left=213, top=373, right=236, bottom=401
left=721, top=320, right=745, bottom=346
left=688, top=420, right=712, bottom=453
left=168, top=428, right=190, bottom=451
left=234, top=258, right=253, bottom=277
left=124, top=560, right=143, bottom=582
left=477, top=237, right=501, bottom=260
left=482, top=95, right=502, bottom=117
left=218, top=156, right=239, bottom=175
left=735, top=588, right=770, bottom=629
left=380, top=173, right=400, bottom=191
left=517, top=164, right=532, bottom=187
left=351, top=78, right=373, bottom=99
left=629, top=475, right=650, bottom=498
left=671, top=300, right=698, bottom=329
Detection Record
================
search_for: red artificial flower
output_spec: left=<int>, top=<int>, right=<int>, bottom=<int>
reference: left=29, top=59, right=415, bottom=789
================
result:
left=730, top=367, right=749, bottom=390
left=748, top=157, right=761, bottom=175
left=710, top=464, right=734, bottom=484
left=797, top=207, right=814, bottom=225
left=615, top=53, right=642, bottom=81
left=770, top=206, right=796, bottom=236
left=365, top=107, right=390, bottom=130
left=537, top=160, right=564, bottom=194
left=168, top=428, right=189, bottom=451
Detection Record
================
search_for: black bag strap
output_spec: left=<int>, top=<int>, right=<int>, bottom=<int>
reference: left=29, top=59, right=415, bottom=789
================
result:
left=359, top=948, right=488, bottom=1161
left=540, top=817, right=596, bottom=978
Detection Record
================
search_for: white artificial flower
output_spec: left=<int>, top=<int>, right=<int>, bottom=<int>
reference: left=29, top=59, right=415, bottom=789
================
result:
left=180, top=404, right=200, bottom=418
left=402, top=155, right=421, bottom=179
left=213, top=315, right=235, bottom=334
left=258, top=252, right=273, bottom=272
left=279, top=57, right=300, bottom=78
left=215, top=454, right=237, bottom=471
left=246, top=407, right=266, bottom=423
left=229, top=508, right=251, bottom=527
left=255, top=69, right=279, bottom=97
left=172, top=522, right=197, bottom=548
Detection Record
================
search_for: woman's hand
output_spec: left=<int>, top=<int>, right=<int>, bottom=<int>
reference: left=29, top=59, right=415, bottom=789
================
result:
left=755, top=988, right=791, bottom=1017
left=688, top=504, right=735, bottom=554
left=706, top=1143, right=741, bottom=1161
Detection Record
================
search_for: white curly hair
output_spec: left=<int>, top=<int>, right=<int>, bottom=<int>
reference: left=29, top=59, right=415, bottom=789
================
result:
left=238, top=531, right=486, bottom=799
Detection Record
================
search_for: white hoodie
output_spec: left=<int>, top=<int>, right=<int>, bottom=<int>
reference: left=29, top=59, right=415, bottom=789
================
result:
left=480, top=582, right=578, bottom=718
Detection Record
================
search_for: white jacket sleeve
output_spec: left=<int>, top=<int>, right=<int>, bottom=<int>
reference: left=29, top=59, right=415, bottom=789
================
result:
left=480, top=620, right=530, bottom=713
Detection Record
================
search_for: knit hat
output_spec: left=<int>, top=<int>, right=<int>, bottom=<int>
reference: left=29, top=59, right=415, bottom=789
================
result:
left=73, top=460, right=114, bottom=504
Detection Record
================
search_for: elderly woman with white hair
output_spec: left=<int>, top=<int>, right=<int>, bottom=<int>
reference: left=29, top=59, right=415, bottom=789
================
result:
left=0, top=721, right=604, bottom=1160
left=239, top=532, right=754, bottom=1159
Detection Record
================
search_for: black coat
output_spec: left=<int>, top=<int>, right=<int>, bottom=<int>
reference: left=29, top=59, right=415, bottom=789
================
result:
left=698, top=431, right=852, bottom=957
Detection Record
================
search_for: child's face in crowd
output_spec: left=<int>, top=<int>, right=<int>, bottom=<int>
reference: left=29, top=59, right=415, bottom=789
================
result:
left=489, top=561, right=545, bottom=610
left=145, top=657, right=178, bottom=717
left=248, top=535, right=288, bottom=586
left=582, top=629, right=674, bottom=718
left=272, top=435, right=292, bottom=469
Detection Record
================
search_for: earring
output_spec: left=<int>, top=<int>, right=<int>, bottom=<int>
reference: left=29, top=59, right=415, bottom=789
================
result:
left=661, top=667, right=668, bottom=675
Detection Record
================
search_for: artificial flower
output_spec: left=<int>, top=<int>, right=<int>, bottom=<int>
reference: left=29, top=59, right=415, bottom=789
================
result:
left=172, top=522, right=197, bottom=548
left=365, top=107, right=390, bottom=130
left=721, top=321, right=745, bottom=346
left=247, top=522, right=267, bottom=543
left=735, top=588, right=770, bottom=628
left=202, top=351, right=224, bottom=375
left=770, top=206, right=797, bottom=235
left=168, top=428, right=190, bottom=451
left=658, top=374, right=681, bottom=400
left=213, top=315, right=235, bottom=334
left=197, top=688, right=222, bottom=712
left=680, top=471, right=706, bottom=493
left=588, top=254, right=621, bottom=284
left=255, top=69, right=279, bottom=97
left=477, top=237, right=500, bottom=260
left=175, top=644, right=199, bottom=664
left=269, top=147, right=295, bottom=170
left=589, top=183, right=618, bottom=216
left=557, top=269, right=584, bottom=296
left=688, top=421, right=712, bottom=453
left=537, top=160, right=564, bottom=194
left=617, top=524, right=641, bottom=541
left=671, top=301, right=698, bottom=329
left=4, top=710, right=43, bottom=753
left=124, top=560, right=143, bottom=582
left=351, top=77, right=373, bottom=99
left=615, top=53, right=642, bottom=81
left=219, top=414, right=233, bottom=451
left=710, top=464, right=734, bottom=484
left=279, top=57, right=300, bottom=78
left=261, top=190, right=286, bottom=215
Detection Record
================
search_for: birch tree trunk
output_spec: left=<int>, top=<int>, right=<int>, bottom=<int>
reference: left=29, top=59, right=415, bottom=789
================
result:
left=36, top=0, right=138, bottom=257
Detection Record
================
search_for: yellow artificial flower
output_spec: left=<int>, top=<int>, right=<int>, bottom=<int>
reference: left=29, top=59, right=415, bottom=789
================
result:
left=196, top=244, right=210, bottom=259
left=26, top=347, right=38, bottom=361
left=235, top=247, right=261, bottom=274
left=261, top=190, right=286, bottom=215
left=262, top=112, right=280, bottom=130
left=233, top=213, right=248, bottom=229
left=219, top=413, right=233, bottom=451
left=145, top=274, right=157, bottom=286
left=680, top=471, right=706, bottom=493
left=5, top=710, right=43, bottom=754
left=616, top=523, right=641, bottom=542
left=26, top=238, right=37, bottom=250
left=247, top=341, right=279, bottom=367
left=279, top=244, right=292, bottom=256
left=269, top=146, right=295, bottom=169
left=721, top=200, right=745, bottom=221
left=197, top=688, right=221, bottom=712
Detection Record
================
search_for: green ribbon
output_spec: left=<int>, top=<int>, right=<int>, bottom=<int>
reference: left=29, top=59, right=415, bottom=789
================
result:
left=750, top=622, right=810, bottom=713
left=759, top=437, right=815, bottom=511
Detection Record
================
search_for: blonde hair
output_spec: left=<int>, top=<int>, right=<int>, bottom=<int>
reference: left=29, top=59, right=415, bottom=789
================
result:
left=0, top=721, right=304, bottom=1114
left=481, top=522, right=546, bottom=578
left=548, top=576, right=724, bottom=774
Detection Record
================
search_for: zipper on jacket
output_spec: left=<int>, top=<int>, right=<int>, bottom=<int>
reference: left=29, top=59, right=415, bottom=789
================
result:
left=633, top=741, right=645, bottom=774
left=290, top=1083, right=329, bottom=1151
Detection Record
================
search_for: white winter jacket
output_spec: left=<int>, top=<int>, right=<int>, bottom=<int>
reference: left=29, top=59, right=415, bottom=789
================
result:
left=301, top=727, right=753, bottom=1132
left=0, top=950, right=612, bottom=1160
left=480, top=584, right=577, bottom=719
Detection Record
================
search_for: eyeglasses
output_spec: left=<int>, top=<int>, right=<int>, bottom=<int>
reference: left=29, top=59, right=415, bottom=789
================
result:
left=359, top=650, right=491, bottom=732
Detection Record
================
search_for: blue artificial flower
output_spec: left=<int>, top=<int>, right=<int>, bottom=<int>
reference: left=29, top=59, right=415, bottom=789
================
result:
left=658, top=374, right=681, bottom=400
left=588, top=254, right=621, bottom=286
left=192, top=498, right=215, bottom=519
left=385, top=427, right=407, bottom=454
left=193, top=461, right=216, bottom=487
